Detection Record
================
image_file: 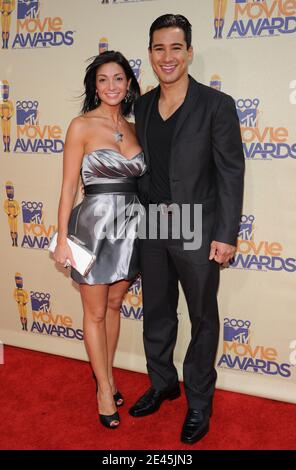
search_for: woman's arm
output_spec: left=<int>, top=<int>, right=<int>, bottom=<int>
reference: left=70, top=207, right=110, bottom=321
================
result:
left=54, top=117, right=86, bottom=266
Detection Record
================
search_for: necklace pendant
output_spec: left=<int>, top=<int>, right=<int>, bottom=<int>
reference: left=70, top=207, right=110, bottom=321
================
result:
left=114, top=131, right=123, bottom=143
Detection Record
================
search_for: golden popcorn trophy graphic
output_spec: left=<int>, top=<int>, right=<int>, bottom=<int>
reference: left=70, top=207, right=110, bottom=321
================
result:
left=3, top=181, right=20, bottom=247
left=0, top=80, right=14, bottom=152
left=99, top=36, right=108, bottom=54
left=210, top=74, right=222, bottom=91
left=213, top=0, right=228, bottom=39
left=13, top=273, right=29, bottom=331
left=0, top=0, right=15, bottom=49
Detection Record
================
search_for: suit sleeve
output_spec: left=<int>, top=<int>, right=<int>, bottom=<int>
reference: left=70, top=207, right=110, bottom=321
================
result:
left=212, top=94, right=245, bottom=246
left=134, top=98, right=150, bottom=205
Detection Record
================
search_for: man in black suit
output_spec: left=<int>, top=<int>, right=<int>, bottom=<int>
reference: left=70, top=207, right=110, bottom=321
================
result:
left=129, top=14, right=245, bottom=444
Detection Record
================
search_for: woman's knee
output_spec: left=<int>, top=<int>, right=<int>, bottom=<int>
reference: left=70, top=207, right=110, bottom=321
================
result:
left=107, top=294, right=124, bottom=312
left=84, top=307, right=106, bottom=323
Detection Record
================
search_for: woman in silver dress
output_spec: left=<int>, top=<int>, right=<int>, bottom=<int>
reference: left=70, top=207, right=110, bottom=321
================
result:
left=53, top=52, right=145, bottom=429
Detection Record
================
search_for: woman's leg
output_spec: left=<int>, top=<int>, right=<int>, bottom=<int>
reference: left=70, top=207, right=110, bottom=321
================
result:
left=80, top=283, right=118, bottom=423
left=106, top=279, right=131, bottom=395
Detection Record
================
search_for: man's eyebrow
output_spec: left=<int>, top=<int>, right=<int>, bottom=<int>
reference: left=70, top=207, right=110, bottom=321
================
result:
left=152, top=42, right=184, bottom=48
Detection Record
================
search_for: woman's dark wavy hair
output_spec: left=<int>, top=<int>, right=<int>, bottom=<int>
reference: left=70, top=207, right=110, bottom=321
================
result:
left=81, top=51, right=140, bottom=116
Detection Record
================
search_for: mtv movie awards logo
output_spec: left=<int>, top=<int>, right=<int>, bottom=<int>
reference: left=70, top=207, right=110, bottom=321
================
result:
left=230, top=214, right=296, bottom=272
left=15, top=98, right=64, bottom=154
left=13, top=272, right=83, bottom=340
left=236, top=97, right=296, bottom=160
left=217, top=317, right=292, bottom=377
left=21, top=198, right=56, bottom=249
left=1, top=0, right=74, bottom=49
left=0, top=81, right=64, bottom=154
left=213, top=0, right=296, bottom=40
left=3, top=181, right=56, bottom=249
left=120, top=276, right=143, bottom=321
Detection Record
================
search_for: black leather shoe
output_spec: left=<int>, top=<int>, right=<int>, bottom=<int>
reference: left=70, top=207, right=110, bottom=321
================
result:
left=181, top=408, right=210, bottom=444
left=129, top=385, right=181, bottom=417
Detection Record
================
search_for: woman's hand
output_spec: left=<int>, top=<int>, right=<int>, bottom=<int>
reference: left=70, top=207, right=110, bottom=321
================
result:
left=53, top=241, right=76, bottom=268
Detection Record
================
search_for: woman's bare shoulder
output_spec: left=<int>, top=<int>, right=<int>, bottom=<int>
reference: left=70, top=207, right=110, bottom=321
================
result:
left=64, top=116, right=90, bottom=148
left=68, top=115, right=88, bottom=130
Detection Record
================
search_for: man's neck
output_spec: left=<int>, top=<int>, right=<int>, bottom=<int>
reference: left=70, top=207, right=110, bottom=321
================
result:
left=159, top=75, right=190, bottom=104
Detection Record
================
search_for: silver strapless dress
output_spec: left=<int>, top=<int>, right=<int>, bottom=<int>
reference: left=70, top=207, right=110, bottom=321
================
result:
left=68, top=148, right=146, bottom=285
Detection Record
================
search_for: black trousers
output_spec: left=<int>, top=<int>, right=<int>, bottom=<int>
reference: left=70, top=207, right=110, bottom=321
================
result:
left=139, top=227, right=220, bottom=410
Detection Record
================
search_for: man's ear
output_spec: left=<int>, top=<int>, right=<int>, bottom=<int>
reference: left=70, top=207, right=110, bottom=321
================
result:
left=188, top=46, right=194, bottom=61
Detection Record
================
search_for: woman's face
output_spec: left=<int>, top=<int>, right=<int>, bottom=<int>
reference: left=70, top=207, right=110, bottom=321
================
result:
left=95, top=62, right=130, bottom=107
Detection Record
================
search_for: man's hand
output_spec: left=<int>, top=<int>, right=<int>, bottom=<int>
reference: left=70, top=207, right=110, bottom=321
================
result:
left=209, top=240, right=236, bottom=265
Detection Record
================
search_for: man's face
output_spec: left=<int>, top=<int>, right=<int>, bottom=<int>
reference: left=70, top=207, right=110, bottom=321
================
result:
left=149, top=27, right=193, bottom=86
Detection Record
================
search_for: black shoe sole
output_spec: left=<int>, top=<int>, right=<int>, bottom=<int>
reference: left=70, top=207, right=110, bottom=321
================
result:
left=129, top=388, right=181, bottom=417
left=181, top=424, right=209, bottom=445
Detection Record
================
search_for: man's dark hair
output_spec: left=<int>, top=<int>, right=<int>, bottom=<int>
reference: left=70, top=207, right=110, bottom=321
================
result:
left=149, top=14, right=192, bottom=50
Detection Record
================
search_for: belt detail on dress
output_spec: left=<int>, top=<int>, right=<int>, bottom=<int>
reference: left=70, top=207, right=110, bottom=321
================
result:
left=84, top=182, right=137, bottom=195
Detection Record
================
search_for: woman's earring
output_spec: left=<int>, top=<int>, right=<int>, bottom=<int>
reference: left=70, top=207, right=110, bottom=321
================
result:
left=94, top=92, right=99, bottom=106
left=124, top=89, right=131, bottom=103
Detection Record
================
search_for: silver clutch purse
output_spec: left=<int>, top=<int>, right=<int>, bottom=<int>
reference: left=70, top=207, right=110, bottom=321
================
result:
left=48, top=232, right=96, bottom=277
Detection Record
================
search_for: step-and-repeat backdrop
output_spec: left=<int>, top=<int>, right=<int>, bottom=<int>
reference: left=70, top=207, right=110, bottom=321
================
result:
left=1, top=0, right=295, bottom=403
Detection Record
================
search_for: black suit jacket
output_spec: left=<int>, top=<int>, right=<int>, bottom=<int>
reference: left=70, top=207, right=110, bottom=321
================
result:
left=135, top=76, right=245, bottom=260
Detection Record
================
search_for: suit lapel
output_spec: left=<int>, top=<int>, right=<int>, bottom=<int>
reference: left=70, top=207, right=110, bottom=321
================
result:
left=139, top=77, right=200, bottom=167
left=141, top=86, right=159, bottom=167
left=171, top=76, right=200, bottom=146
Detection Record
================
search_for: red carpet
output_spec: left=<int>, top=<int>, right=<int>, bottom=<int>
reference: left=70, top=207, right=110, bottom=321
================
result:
left=0, top=345, right=295, bottom=450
